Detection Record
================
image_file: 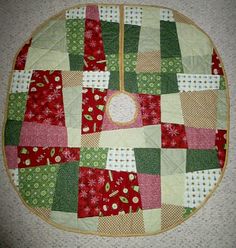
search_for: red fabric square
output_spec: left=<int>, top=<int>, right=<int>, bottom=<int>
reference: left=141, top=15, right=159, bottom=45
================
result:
left=137, top=174, right=161, bottom=209
left=84, top=5, right=106, bottom=71
left=212, top=49, right=224, bottom=75
left=17, top=147, right=80, bottom=168
left=19, top=122, right=68, bottom=147
left=5, top=146, right=18, bottom=169
left=215, top=129, right=227, bottom=168
left=78, top=167, right=107, bottom=218
left=14, top=39, right=31, bottom=70
left=78, top=168, right=142, bottom=218
left=100, top=170, right=142, bottom=217
left=185, top=127, right=216, bottom=149
left=24, top=70, right=65, bottom=126
left=138, top=94, right=161, bottom=126
left=81, top=88, right=107, bottom=134
left=161, top=123, right=188, bottom=148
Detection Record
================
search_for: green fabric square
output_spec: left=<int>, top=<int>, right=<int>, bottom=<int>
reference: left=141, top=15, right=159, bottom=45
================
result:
left=7, top=93, right=27, bottom=121
left=66, top=19, right=84, bottom=55
left=108, top=71, right=119, bottom=90
left=220, top=76, right=226, bottom=90
left=124, top=53, right=137, bottom=72
left=137, top=72, right=161, bottom=95
left=186, top=149, right=220, bottom=172
left=161, top=57, right=184, bottom=73
left=52, top=162, right=79, bottom=213
left=79, top=148, right=108, bottom=169
left=106, top=54, right=119, bottom=71
left=101, top=21, right=119, bottom=54
left=4, top=120, right=22, bottom=145
left=134, top=148, right=161, bottom=174
left=160, top=21, right=181, bottom=58
left=124, top=24, right=141, bottom=53
left=161, top=73, right=179, bottom=94
left=69, top=54, right=84, bottom=71
left=19, top=165, right=59, bottom=208
left=124, top=72, right=138, bottom=93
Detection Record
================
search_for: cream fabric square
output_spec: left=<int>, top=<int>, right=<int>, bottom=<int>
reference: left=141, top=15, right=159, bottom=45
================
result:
left=78, top=216, right=99, bottom=232
left=143, top=209, right=161, bottom=233
left=50, top=211, right=78, bottom=228
left=143, top=125, right=161, bottom=148
left=99, top=128, right=146, bottom=148
left=138, top=6, right=160, bottom=53
left=161, top=149, right=186, bottom=176
left=65, top=7, right=86, bottom=19
left=82, top=71, right=110, bottom=89
left=182, top=55, right=212, bottom=74
left=99, top=5, right=119, bottom=23
left=11, top=70, right=33, bottom=93
left=216, top=90, right=227, bottom=129
left=106, top=148, right=137, bottom=172
left=141, top=6, right=160, bottom=28
left=161, top=174, right=185, bottom=206
left=124, top=6, right=142, bottom=26
left=25, top=47, right=70, bottom=70
left=32, top=19, right=67, bottom=52
left=184, top=169, right=221, bottom=208
left=67, top=127, right=81, bottom=147
left=138, top=27, right=160, bottom=53
left=160, top=8, right=174, bottom=22
left=161, top=93, right=184, bottom=124
left=176, top=22, right=213, bottom=57
left=177, top=73, right=220, bottom=92
left=63, top=86, right=82, bottom=128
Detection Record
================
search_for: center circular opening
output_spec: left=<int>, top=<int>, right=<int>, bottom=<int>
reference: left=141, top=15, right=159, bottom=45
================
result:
left=106, top=92, right=138, bottom=126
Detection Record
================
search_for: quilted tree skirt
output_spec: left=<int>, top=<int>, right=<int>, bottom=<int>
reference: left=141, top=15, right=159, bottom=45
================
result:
left=3, top=4, right=229, bottom=236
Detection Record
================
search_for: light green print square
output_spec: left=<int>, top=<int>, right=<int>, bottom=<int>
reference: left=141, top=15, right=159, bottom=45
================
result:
left=79, top=147, right=108, bottom=169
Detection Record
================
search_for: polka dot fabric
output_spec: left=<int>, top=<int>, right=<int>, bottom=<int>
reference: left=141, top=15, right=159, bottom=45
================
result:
left=3, top=4, right=229, bottom=236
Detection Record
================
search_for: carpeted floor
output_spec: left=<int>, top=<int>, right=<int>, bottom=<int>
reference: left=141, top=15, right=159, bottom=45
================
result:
left=0, top=0, right=235, bottom=247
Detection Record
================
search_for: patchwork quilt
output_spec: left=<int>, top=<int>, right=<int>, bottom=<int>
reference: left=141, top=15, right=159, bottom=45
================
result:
left=3, top=4, right=229, bottom=236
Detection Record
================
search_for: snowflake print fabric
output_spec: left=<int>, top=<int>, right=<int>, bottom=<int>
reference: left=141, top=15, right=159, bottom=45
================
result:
left=3, top=4, right=229, bottom=237
left=24, top=70, right=65, bottom=126
left=83, top=5, right=106, bottom=71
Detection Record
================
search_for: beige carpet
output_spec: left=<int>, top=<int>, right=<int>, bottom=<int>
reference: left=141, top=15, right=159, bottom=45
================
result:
left=0, top=0, right=236, bottom=247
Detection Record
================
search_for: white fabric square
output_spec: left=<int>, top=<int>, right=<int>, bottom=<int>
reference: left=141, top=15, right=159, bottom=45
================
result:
left=66, top=7, right=86, bottom=19
left=184, top=169, right=221, bottom=208
left=106, top=148, right=137, bottom=172
left=124, top=6, right=142, bottom=26
left=11, top=70, right=33, bottom=93
left=82, top=71, right=110, bottom=89
left=177, top=73, right=220, bottom=92
left=99, top=5, right=119, bottom=23
left=160, top=8, right=175, bottom=22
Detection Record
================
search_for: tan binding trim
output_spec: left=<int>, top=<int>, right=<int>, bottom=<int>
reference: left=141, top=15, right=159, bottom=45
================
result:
left=119, top=4, right=125, bottom=91
left=1, top=3, right=231, bottom=237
